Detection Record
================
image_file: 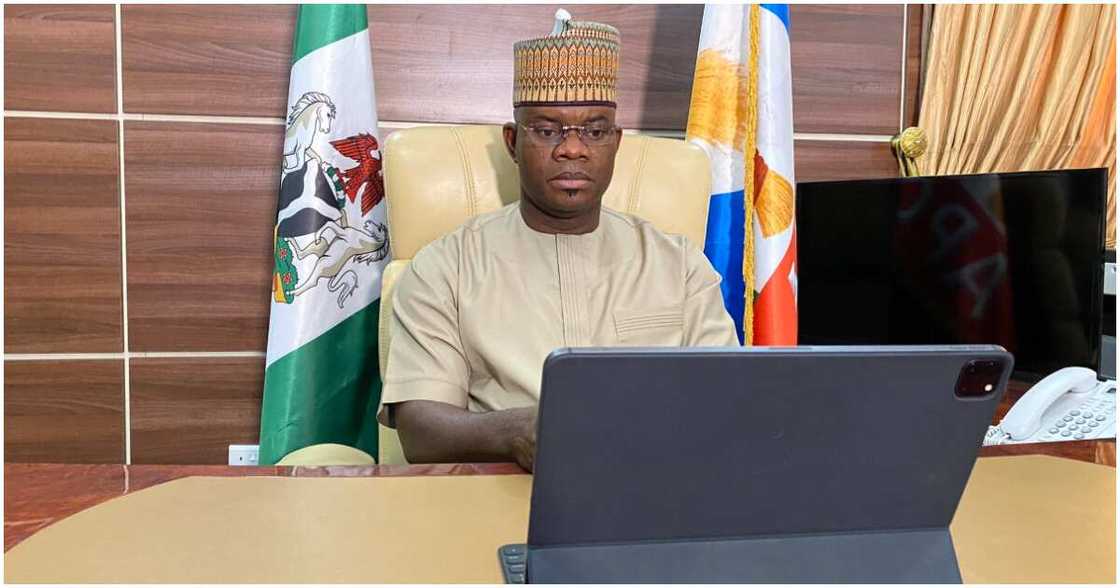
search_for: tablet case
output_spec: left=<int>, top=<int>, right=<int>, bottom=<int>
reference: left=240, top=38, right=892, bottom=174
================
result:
left=501, top=346, right=1011, bottom=583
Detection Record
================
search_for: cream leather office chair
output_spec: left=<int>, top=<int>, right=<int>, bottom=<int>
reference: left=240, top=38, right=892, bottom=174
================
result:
left=276, top=443, right=377, bottom=466
left=376, top=124, right=713, bottom=465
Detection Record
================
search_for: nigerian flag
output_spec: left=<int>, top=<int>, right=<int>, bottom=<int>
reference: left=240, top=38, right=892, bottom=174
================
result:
left=259, top=4, right=388, bottom=464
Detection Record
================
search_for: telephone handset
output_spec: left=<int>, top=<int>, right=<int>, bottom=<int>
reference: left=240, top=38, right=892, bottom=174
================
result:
left=985, top=367, right=1116, bottom=445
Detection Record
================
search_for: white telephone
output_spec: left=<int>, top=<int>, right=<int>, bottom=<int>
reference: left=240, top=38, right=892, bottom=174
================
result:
left=985, top=366, right=1116, bottom=446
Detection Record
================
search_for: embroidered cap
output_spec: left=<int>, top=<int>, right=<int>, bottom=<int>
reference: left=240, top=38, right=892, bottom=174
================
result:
left=513, top=9, right=621, bottom=107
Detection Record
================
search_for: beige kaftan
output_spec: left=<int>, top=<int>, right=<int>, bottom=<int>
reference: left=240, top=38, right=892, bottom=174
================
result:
left=379, top=203, right=738, bottom=422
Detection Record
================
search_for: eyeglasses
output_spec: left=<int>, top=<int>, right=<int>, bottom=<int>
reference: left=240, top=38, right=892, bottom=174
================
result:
left=518, top=123, right=621, bottom=148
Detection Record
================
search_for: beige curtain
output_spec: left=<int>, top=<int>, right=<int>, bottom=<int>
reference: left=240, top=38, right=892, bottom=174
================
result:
left=919, top=4, right=1117, bottom=248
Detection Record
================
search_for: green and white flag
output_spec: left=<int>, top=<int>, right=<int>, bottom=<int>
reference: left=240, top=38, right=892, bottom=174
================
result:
left=260, top=4, right=388, bottom=464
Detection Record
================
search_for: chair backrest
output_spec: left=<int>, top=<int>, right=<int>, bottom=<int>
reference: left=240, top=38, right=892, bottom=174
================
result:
left=383, top=125, right=712, bottom=260
left=374, top=124, right=712, bottom=464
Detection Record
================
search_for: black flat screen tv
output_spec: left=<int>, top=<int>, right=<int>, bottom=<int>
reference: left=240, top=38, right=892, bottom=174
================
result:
left=796, top=168, right=1107, bottom=381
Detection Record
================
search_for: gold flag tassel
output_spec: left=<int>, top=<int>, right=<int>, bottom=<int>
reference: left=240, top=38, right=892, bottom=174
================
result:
left=741, top=4, right=761, bottom=346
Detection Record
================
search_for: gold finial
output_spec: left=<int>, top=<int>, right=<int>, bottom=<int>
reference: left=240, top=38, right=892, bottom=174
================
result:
left=898, top=126, right=927, bottom=158
left=891, top=126, right=927, bottom=177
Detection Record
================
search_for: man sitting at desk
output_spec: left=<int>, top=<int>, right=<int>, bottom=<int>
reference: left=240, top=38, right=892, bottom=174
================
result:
left=378, top=12, right=739, bottom=471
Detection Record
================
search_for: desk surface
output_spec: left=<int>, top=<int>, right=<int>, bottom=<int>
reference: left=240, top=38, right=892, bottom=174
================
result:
left=5, top=441, right=1113, bottom=552
left=5, top=440, right=1114, bottom=552
left=4, top=451, right=1115, bottom=583
left=4, top=462, right=523, bottom=552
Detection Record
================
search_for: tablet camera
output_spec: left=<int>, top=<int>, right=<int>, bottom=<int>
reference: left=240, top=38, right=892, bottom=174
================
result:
left=955, top=359, right=1006, bottom=399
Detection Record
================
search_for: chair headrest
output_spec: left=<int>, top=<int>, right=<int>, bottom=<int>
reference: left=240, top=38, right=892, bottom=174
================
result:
left=382, top=125, right=713, bottom=258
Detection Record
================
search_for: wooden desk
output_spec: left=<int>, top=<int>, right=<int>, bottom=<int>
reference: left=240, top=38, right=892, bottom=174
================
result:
left=3, top=454, right=1114, bottom=583
left=5, top=439, right=1113, bottom=553
left=4, top=462, right=522, bottom=552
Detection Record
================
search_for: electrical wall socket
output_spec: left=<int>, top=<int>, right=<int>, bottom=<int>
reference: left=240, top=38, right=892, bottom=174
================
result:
left=228, top=444, right=260, bottom=466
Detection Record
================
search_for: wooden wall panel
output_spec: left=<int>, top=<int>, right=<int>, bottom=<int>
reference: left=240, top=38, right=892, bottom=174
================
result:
left=124, top=122, right=278, bottom=352
left=365, top=4, right=702, bottom=129
left=119, top=4, right=905, bottom=134
left=120, top=4, right=705, bottom=129
left=795, top=140, right=899, bottom=183
left=791, top=4, right=904, bottom=135
left=4, top=4, right=117, bottom=113
left=5, top=361, right=125, bottom=463
left=130, top=358, right=264, bottom=464
left=4, top=118, right=123, bottom=353
left=121, top=5, right=294, bottom=117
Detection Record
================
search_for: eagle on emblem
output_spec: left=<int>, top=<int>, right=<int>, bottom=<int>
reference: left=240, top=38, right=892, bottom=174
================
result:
left=330, top=133, right=385, bottom=216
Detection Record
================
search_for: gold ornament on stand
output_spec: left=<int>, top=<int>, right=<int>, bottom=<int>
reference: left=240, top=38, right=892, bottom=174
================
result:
left=890, top=126, right=927, bottom=177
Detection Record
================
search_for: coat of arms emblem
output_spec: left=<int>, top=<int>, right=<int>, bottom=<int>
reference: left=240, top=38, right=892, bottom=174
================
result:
left=272, top=91, right=390, bottom=308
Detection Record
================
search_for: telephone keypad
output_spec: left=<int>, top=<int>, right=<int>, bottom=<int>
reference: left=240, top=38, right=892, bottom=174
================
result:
left=1033, top=382, right=1116, bottom=443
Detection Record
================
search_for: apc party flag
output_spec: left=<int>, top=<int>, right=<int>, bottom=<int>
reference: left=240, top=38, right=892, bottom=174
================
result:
left=685, top=4, right=798, bottom=345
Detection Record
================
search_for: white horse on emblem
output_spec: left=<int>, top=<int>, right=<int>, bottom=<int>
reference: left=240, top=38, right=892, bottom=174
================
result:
left=288, top=218, right=390, bottom=308
left=282, top=91, right=336, bottom=173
